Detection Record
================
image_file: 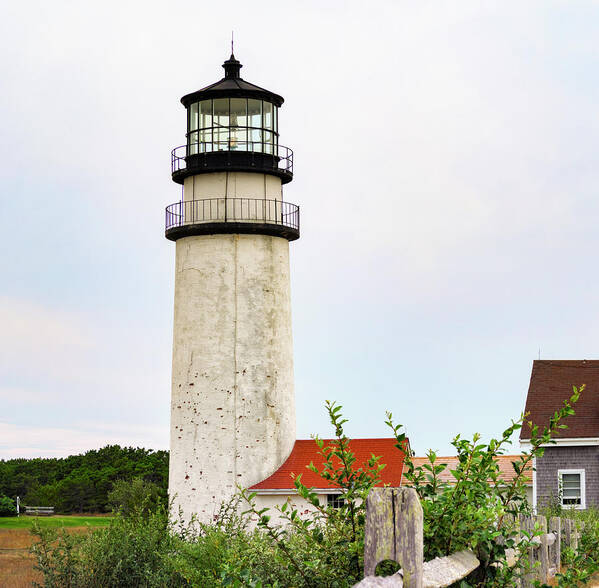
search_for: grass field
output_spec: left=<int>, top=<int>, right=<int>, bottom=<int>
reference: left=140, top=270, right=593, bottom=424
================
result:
left=0, top=515, right=113, bottom=529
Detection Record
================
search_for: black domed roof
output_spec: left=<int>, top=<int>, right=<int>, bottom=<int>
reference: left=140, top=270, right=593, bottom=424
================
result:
left=180, top=54, right=284, bottom=107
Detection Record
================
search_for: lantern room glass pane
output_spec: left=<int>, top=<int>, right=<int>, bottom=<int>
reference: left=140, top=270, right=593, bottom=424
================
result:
left=188, top=131, right=199, bottom=155
left=248, top=99, right=262, bottom=129
left=214, top=127, right=228, bottom=150
left=249, top=128, right=262, bottom=150
left=230, top=98, right=247, bottom=127
left=184, top=96, right=282, bottom=154
left=230, top=127, right=247, bottom=150
left=213, top=98, right=229, bottom=130
left=199, top=100, right=212, bottom=130
left=263, top=130, right=273, bottom=154
left=199, top=128, right=212, bottom=151
left=264, top=102, right=273, bottom=131
left=189, top=102, right=199, bottom=131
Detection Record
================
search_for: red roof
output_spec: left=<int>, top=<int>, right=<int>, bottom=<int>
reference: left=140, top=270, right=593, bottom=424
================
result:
left=250, top=438, right=408, bottom=491
left=402, top=455, right=532, bottom=486
left=521, top=360, right=599, bottom=440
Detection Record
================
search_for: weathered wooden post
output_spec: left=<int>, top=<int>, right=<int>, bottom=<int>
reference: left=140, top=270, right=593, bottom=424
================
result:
left=519, top=514, right=536, bottom=588
left=363, top=488, right=423, bottom=587
left=563, top=518, right=577, bottom=551
left=548, top=516, right=561, bottom=576
left=396, top=489, right=424, bottom=587
left=535, top=515, right=549, bottom=583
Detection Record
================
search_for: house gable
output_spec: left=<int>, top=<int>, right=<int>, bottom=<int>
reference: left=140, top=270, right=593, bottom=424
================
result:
left=520, top=360, right=599, bottom=441
left=520, top=360, right=599, bottom=510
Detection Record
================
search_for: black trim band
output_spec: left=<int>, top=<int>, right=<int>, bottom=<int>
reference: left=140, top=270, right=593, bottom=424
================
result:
left=165, top=221, right=299, bottom=242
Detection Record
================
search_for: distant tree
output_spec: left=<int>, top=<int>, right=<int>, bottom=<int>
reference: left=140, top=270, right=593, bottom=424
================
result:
left=0, top=445, right=169, bottom=514
left=107, top=477, right=163, bottom=517
left=23, top=482, right=59, bottom=510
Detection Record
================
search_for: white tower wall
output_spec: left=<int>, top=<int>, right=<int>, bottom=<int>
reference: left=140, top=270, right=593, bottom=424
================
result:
left=169, top=171, right=295, bottom=523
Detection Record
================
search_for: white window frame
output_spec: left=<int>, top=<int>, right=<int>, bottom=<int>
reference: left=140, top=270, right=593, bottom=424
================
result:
left=327, top=493, right=345, bottom=509
left=558, top=469, right=586, bottom=510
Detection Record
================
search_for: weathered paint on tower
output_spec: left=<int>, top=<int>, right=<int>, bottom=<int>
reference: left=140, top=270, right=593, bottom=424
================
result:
left=165, top=55, right=299, bottom=523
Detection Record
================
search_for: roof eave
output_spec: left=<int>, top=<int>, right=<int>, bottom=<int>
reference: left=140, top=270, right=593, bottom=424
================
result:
left=250, top=488, right=345, bottom=495
left=180, top=83, right=284, bottom=108
left=520, top=437, right=599, bottom=448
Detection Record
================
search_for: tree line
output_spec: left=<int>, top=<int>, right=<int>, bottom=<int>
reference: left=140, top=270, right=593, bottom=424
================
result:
left=0, top=445, right=168, bottom=513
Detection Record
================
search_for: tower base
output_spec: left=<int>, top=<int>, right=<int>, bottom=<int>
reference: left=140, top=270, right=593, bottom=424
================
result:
left=169, top=233, right=296, bottom=524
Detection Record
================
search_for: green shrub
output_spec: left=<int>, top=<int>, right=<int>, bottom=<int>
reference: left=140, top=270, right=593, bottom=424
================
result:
left=393, top=386, right=584, bottom=586
left=31, top=505, right=186, bottom=588
left=31, top=387, right=599, bottom=588
left=240, top=399, right=386, bottom=586
left=107, top=477, right=162, bottom=517
left=537, top=505, right=599, bottom=586
left=0, top=494, right=16, bottom=516
left=239, top=388, right=585, bottom=587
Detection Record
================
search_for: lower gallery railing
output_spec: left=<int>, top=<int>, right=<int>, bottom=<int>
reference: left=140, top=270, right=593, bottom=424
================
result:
left=165, top=198, right=299, bottom=232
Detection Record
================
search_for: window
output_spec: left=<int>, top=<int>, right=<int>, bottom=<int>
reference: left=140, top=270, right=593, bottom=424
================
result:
left=327, top=494, right=344, bottom=509
left=558, top=469, right=585, bottom=509
left=186, top=98, right=278, bottom=154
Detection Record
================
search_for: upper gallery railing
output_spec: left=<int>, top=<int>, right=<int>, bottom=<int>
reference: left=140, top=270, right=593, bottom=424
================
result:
left=171, top=142, right=293, bottom=176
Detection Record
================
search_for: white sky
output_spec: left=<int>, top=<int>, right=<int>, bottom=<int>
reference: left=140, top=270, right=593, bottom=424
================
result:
left=2, top=1, right=599, bottom=458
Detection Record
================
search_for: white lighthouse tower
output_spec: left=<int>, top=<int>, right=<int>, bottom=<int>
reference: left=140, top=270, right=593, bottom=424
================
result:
left=165, top=54, right=299, bottom=523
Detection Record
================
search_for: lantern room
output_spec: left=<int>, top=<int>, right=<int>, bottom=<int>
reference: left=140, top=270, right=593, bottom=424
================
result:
left=171, top=54, right=293, bottom=185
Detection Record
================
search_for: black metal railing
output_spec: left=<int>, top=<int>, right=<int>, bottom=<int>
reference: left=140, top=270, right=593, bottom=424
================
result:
left=165, top=198, right=299, bottom=232
left=171, top=142, right=293, bottom=176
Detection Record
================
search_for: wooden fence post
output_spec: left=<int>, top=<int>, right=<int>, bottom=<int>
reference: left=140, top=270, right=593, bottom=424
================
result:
left=363, top=487, right=423, bottom=587
left=563, top=518, right=577, bottom=551
left=519, top=514, right=535, bottom=588
left=548, top=516, right=561, bottom=576
left=535, top=515, right=549, bottom=583
left=364, top=488, right=396, bottom=577
left=499, top=514, right=520, bottom=587
left=395, top=488, right=423, bottom=587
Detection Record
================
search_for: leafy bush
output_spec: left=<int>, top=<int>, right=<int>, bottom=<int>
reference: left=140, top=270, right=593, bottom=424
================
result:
left=31, top=388, right=599, bottom=588
left=31, top=505, right=186, bottom=588
left=240, top=399, right=387, bottom=586
left=238, top=389, right=585, bottom=587
left=537, top=504, right=599, bottom=586
left=391, top=386, right=584, bottom=586
left=0, top=494, right=16, bottom=516
left=107, top=477, right=162, bottom=517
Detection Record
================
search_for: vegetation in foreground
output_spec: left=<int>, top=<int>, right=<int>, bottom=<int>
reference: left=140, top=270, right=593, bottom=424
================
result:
left=539, top=502, right=599, bottom=586
left=29, top=387, right=599, bottom=587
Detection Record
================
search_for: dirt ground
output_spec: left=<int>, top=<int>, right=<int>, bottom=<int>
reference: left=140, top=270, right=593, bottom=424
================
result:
left=0, top=529, right=40, bottom=588
left=0, top=527, right=91, bottom=588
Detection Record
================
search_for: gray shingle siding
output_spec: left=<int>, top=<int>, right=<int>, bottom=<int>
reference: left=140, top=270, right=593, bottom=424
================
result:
left=536, top=446, right=599, bottom=509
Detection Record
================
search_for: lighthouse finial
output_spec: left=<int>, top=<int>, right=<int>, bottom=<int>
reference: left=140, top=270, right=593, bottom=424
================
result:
left=231, top=31, right=234, bottom=57
left=222, top=47, right=242, bottom=79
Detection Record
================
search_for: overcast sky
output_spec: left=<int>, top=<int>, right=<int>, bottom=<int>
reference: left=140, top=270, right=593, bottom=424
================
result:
left=1, top=1, right=599, bottom=459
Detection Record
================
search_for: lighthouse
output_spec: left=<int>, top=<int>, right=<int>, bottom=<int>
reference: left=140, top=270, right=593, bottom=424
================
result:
left=165, top=53, right=299, bottom=523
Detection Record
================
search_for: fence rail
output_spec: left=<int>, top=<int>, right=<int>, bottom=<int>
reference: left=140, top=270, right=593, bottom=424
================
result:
left=22, top=506, right=54, bottom=516
left=356, top=488, right=584, bottom=588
